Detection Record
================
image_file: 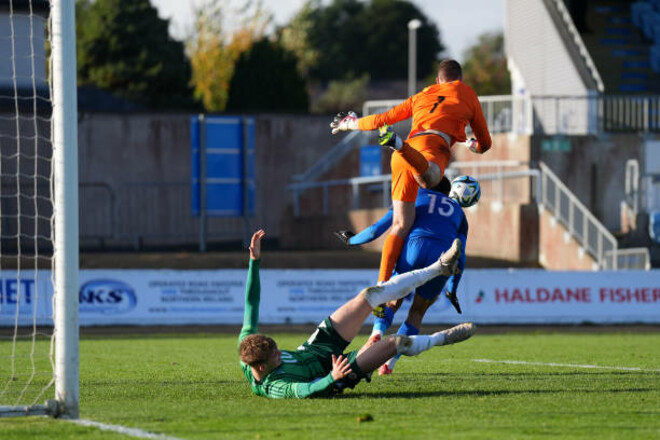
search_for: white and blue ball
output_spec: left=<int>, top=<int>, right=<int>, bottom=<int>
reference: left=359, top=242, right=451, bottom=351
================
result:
left=449, top=175, right=481, bottom=208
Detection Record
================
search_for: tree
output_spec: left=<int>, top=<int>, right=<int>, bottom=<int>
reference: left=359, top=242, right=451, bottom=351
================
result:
left=76, top=0, right=197, bottom=109
left=226, top=39, right=309, bottom=112
left=312, top=74, right=369, bottom=113
left=277, top=0, right=320, bottom=78
left=282, top=0, right=443, bottom=82
left=187, top=0, right=274, bottom=112
left=461, top=32, right=511, bottom=96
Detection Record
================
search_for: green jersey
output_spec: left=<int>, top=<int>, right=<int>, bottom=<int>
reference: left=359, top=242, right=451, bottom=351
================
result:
left=238, top=259, right=337, bottom=399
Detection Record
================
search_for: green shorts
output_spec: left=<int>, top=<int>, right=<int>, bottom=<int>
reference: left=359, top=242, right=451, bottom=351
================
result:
left=299, top=317, right=371, bottom=392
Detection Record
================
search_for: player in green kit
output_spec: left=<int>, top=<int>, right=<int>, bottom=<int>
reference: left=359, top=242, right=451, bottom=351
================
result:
left=238, top=229, right=476, bottom=399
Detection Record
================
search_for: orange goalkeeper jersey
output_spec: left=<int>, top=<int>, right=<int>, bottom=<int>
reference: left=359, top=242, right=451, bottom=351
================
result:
left=358, top=80, right=491, bottom=152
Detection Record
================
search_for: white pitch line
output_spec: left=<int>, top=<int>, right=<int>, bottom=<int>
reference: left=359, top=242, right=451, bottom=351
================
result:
left=472, top=358, right=660, bottom=373
left=70, top=419, right=186, bottom=440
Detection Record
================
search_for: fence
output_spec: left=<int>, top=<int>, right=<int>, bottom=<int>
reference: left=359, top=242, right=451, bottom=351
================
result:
left=79, top=181, right=249, bottom=250
left=363, top=95, right=660, bottom=135
left=289, top=161, right=533, bottom=216
left=288, top=161, right=651, bottom=270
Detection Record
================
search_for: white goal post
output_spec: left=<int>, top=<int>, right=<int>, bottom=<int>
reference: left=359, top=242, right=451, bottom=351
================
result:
left=0, top=0, right=79, bottom=418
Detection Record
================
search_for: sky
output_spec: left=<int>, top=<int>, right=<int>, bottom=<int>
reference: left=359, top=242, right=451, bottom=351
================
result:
left=150, top=0, right=505, bottom=62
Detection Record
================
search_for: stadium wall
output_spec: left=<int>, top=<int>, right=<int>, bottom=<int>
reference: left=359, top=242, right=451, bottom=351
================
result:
left=72, top=113, right=645, bottom=253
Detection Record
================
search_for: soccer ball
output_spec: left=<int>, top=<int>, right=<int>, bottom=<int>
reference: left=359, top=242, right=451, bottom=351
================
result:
left=449, top=175, right=481, bottom=208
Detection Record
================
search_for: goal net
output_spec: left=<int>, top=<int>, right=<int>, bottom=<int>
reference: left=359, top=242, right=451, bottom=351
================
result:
left=0, top=0, right=79, bottom=418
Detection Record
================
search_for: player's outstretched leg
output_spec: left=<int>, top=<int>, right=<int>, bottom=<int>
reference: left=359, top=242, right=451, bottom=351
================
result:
left=396, top=322, right=476, bottom=357
left=379, top=321, right=419, bottom=375
left=362, top=238, right=462, bottom=309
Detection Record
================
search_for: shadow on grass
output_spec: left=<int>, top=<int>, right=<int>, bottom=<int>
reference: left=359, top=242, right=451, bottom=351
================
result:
left=339, top=386, right=657, bottom=399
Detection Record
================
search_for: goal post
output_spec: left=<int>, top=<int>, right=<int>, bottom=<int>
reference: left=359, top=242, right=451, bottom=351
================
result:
left=52, top=0, right=80, bottom=419
left=0, top=0, right=79, bottom=418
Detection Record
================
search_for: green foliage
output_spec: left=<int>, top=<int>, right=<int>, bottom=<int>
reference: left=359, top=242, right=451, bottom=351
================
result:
left=2, top=331, right=659, bottom=439
left=283, top=0, right=443, bottom=81
left=277, top=1, right=320, bottom=78
left=462, top=32, right=511, bottom=96
left=312, top=74, right=370, bottom=114
left=187, top=0, right=234, bottom=112
left=226, top=39, right=309, bottom=113
left=76, top=0, right=197, bottom=110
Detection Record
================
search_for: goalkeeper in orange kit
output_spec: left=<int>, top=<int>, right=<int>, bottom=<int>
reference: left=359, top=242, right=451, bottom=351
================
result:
left=330, top=59, right=492, bottom=320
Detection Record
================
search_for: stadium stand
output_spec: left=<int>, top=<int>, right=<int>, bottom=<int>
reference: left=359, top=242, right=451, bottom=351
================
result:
left=579, top=0, right=659, bottom=92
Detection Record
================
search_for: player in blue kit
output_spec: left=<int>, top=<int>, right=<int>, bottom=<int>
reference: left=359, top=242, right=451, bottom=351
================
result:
left=334, top=174, right=480, bottom=374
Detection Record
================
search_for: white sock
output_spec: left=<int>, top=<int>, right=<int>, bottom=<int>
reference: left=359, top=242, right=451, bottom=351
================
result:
left=398, top=332, right=450, bottom=357
left=398, top=335, right=433, bottom=356
left=363, top=264, right=443, bottom=308
left=431, top=332, right=446, bottom=346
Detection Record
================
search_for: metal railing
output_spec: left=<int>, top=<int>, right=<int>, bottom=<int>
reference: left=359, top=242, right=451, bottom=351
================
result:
left=362, top=96, right=533, bottom=135
left=291, top=130, right=368, bottom=184
left=537, top=162, right=650, bottom=270
left=288, top=161, right=651, bottom=270
left=625, top=159, right=640, bottom=214
left=548, top=0, right=604, bottom=92
left=78, top=181, right=250, bottom=249
left=363, top=94, right=660, bottom=135
left=604, top=248, right=651, bottom=271
left=538, top=162, right=617, bottom=269
left=289, top=161, right=534, bottom=216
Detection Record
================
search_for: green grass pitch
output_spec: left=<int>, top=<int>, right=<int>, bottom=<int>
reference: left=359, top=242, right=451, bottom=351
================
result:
left=1, top=329, right=659, bottom=439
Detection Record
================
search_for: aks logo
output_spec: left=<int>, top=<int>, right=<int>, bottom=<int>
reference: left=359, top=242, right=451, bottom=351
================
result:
left=79, top=279, right=137, bottom=314
left=475, top=290, right=485, bottom=304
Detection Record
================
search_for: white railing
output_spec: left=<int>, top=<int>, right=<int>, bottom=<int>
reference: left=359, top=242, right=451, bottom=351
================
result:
left=291, top=130, right=367, bottom=183
left=604, top=248, right=651, bottom=271
left=550, top=0, right=604, bottom=92
left=538, top=162, right=617, bottom=269
left=625, top=159, right=640, bottom=213
left=536, top=162, right=653, bottom=270
left=362, top=96, right=532, bottom=135
left=289, top=160, right=534, bottom=216
left=288, top=161, right=651, bottom=270
left=363, top=94, right=660, bottom=135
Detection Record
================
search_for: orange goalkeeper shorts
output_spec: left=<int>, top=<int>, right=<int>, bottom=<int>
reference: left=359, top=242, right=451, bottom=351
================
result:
left=390, top=134, right=450, bottom=203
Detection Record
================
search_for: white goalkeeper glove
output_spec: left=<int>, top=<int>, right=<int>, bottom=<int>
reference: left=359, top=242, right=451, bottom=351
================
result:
left=330, top=111, right=359, bottom=135
left=463, top=138, right=480, bottom=154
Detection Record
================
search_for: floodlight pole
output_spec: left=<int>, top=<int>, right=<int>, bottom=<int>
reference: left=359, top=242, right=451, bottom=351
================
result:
left=52, top=0, right=80, bottom=419
left=408, top=19, right=422, bottom=96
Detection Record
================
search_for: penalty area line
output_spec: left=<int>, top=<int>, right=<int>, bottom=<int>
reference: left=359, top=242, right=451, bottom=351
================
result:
left=472, top=359, right=660, bottom=373
left=70, top=419, right=186, bottom=440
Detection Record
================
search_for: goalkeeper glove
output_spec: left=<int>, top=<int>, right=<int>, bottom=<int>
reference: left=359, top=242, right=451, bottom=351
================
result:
left=377, top=124, right=403, bottom=151
left=333, top=230, right=355, bottom=246
left=330, top=111, right=359, bottom=134
left=462, top=138, right=489, bottom=154
left=465, top=138, right=478, bottom=153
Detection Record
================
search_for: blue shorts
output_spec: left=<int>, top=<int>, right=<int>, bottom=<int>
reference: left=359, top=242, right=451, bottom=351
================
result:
left=396, top=236, right=450, bottom=301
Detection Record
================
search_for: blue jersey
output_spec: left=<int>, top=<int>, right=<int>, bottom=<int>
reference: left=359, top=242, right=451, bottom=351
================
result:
left=407, top=188, right=468, bottom=246
left=349, top=188, right=468, bottom=299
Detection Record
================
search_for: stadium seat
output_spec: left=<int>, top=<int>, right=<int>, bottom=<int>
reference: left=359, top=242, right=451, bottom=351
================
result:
left=651, top=45, right=660, bottom=72
left=643, top=13, right=660, bottom=39
left=651, top=22, right=660, bottom=42
left=632, top=1, right=653, bottom=28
